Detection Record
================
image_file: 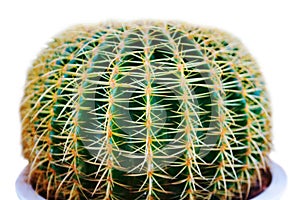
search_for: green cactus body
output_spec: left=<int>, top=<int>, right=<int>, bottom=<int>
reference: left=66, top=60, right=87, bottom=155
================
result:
left=21, top=21, right=271, bottom=200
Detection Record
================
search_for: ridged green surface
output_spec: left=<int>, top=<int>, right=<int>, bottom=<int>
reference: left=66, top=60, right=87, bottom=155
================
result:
left=21, top=21, right=271, bottom=200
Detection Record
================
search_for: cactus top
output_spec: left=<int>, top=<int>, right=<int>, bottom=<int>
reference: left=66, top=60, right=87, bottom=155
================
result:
left=21, top=21, right=271, bottom=200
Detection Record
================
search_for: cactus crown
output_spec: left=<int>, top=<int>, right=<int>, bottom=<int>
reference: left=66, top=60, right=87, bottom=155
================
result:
left=21, top=21, right=271, bottom=200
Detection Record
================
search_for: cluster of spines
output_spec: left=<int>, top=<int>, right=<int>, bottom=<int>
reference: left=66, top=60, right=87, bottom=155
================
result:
left=21, top=21, right=271, bottom=200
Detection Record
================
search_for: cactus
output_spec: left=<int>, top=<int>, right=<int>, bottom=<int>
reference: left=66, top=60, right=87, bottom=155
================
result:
left=20, top=21, right=271, bottom=200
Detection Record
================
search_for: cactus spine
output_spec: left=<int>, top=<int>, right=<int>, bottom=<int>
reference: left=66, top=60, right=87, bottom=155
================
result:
left=21, top=21, right=271, bottom=200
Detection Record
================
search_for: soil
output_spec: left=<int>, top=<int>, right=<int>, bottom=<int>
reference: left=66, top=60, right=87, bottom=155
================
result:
left=245, top=167, right=272, bottom=199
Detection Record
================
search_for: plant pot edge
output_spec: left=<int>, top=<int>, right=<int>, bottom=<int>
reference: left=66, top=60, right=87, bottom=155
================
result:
left=16, top=160, right=287, bottom=200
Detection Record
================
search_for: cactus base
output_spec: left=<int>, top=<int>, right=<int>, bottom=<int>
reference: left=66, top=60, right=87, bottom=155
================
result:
left=16, top=161, right=286, bottom=200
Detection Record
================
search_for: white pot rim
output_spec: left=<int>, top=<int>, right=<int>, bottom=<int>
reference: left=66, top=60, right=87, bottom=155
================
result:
left=16, top=161, right=286, bottom=200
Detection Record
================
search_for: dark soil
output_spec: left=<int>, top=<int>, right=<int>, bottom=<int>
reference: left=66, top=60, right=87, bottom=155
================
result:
left=229, top=167, right=272, bottom=200
left=247, top=167, right=272, bottom=199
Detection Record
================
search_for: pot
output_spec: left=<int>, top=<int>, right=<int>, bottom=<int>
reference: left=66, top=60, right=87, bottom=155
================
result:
left=16, top=161, right=286, bottom=200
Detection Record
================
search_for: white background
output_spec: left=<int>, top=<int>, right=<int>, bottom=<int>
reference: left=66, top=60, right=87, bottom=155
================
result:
left=0, top=0, right=299, bottom=199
